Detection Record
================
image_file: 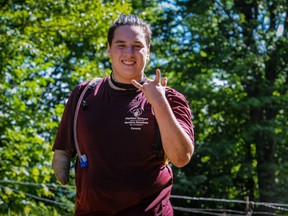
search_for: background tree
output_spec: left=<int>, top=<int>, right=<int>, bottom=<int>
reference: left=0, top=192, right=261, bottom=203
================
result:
left=147, top=0, right=288, bottom=214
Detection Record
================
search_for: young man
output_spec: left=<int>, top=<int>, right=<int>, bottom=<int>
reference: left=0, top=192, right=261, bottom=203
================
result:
left=52, top=14, right=194, bottom=215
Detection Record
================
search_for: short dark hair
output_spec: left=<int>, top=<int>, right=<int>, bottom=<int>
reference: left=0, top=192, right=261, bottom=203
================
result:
left=107, top=14, right=152, bottom=46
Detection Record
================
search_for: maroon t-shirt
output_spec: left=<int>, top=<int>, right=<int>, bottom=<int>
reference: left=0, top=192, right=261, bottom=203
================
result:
left=53, top=77, right=194, bottom=215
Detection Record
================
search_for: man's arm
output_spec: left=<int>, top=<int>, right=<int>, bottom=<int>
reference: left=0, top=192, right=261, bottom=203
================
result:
left=52, top=149, right=73, bottom=185
left=132, top=69, right=194, bottom=167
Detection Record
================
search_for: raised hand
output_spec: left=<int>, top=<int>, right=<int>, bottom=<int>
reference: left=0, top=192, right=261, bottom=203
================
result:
left=132, top=69, right=168, bottom=107
left=133, top=68, right=193, bottom=167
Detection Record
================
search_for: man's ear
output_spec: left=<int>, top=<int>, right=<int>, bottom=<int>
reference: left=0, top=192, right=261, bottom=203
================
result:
left=147, top=46, right=150, bottom=59
left=107, top=44, right=111, bottom=57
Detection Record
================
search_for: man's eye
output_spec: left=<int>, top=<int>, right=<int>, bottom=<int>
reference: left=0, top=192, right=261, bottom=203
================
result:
left=117, top=45, right=125, bottom=48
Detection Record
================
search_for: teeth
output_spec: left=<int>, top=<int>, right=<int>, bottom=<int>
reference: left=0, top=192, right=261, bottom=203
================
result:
left=122, top=60, right=135, bottom=65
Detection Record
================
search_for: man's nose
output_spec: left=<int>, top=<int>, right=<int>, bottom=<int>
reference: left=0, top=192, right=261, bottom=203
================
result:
left=125, top=46, right=134, bottom=54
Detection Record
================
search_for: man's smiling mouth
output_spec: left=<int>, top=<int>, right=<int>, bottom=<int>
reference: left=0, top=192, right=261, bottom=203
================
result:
left=122, top=60, right=136, bottom=65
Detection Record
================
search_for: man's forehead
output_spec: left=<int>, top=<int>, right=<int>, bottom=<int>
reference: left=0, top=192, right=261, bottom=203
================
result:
left=114, top=25, right=145, bottom=38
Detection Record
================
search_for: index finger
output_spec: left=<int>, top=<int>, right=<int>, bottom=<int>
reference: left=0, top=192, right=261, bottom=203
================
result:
left=155, top=69, right=161, bottom=83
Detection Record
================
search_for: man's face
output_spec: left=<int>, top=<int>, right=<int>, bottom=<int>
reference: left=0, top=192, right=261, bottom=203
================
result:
left=108, top=25, right=150, bottom=83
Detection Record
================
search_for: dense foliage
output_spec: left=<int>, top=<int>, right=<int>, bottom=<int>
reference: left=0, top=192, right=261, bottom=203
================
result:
left=1, top=0, right=287, bottom=215
left=150, top=1, right=288, bottom=215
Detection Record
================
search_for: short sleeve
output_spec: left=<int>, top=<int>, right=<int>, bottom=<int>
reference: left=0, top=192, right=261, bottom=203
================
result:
left=165, top=88, right=194, bottom=143
left=52, top=81, right=89, bottom=152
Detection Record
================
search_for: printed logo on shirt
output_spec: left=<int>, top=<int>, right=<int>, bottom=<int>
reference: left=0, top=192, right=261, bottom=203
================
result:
left=131, top=108, right=142, bottom=117
left=124, top=108, right=149, bottom=130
